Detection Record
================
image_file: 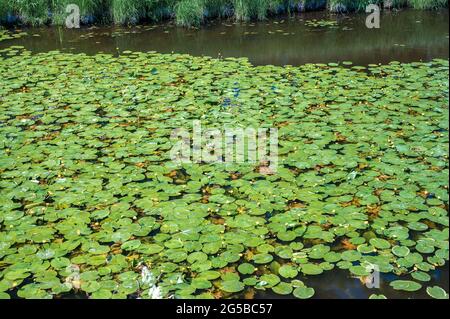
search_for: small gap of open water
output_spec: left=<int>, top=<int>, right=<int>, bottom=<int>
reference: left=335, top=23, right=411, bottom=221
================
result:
left=1, top=9, right=448, bottom=66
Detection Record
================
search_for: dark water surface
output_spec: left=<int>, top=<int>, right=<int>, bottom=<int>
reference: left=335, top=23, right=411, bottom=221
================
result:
left=1, top=9, right=448, bottom=66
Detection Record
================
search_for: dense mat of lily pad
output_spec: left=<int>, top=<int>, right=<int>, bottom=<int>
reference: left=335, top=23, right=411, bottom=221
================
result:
left=0, top=47, right=448, bottom=299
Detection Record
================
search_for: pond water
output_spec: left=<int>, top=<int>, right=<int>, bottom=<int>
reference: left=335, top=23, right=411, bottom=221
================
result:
left=1, top=9, right=448, bottom=66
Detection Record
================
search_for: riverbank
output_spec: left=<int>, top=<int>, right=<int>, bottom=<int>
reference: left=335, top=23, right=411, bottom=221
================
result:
left=0, top=0, right=448, bottom=27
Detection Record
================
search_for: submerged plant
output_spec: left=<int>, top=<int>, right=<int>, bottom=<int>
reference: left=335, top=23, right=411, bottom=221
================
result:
left=204, top=0, right=233, bottom=18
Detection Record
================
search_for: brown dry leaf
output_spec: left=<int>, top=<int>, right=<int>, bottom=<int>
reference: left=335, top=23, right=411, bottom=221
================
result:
left=126, top=254, right=140, bottom=261
left=374, top=189, right=383, bottom=196
left=306, top=104, right=327, bottom=112
left=358, top=163, right=368, bottom=169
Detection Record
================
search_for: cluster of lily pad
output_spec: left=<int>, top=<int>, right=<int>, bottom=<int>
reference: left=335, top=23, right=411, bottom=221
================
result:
left=0, top=47, right=448, bottom=299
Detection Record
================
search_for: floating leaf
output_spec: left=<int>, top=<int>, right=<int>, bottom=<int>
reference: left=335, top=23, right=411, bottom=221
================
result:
left=390, top=280, right=422, bottom=292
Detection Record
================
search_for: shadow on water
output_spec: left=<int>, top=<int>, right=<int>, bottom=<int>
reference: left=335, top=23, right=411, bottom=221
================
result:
left=1, top=9, right=448, bottom=66
left=255, top=263, right=449, bottom=299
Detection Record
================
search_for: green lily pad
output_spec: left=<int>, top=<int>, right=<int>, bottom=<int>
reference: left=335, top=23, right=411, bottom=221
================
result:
left=370, top=238, right=391, bottom=250
left=278, top=265, right=299, bottom=279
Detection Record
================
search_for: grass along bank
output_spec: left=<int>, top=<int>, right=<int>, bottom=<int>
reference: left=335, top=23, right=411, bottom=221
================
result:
left=0, top=0, right=448, bottom=27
